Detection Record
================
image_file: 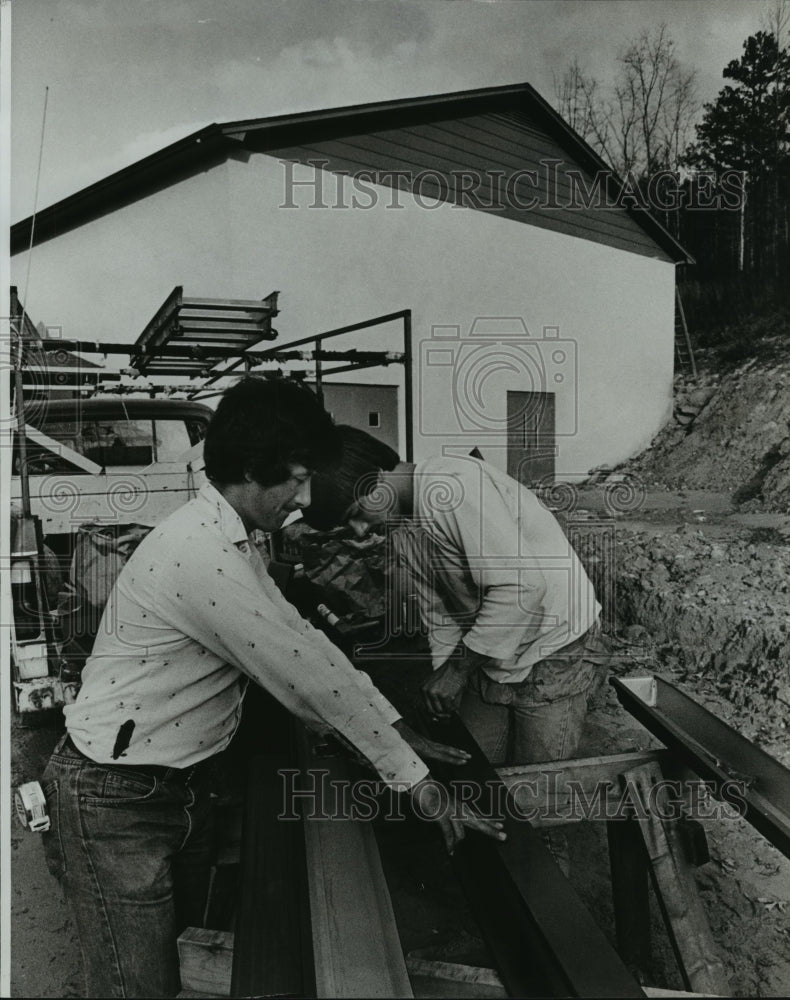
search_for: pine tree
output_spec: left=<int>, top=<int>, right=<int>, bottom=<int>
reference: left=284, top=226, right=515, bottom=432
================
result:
left=685, top=31, right=790, bottom=283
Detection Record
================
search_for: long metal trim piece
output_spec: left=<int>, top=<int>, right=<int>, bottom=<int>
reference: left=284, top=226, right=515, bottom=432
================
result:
left=419, top=712, right=646, bottom=998
left=611, top=675, right=790, bottom=858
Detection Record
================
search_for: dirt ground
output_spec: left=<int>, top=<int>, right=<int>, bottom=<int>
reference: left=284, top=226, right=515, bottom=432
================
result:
left=8, top=488, right=790, bottom=998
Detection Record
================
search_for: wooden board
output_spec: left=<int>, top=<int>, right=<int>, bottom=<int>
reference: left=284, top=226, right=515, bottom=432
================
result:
left=177, top=928, right=233, bottom=997
left=297, top=727, right=414, bottom=998
left=621, top=762, right=731, bottom=998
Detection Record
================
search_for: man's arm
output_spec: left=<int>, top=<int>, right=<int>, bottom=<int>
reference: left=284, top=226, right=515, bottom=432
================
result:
left=152, top=543, right=505, bottom=848
left=417, top=463, right=549, bottom=716
left=421, top=642, right=492, bottom=718
left=433, top=465, right=548, bottom=663
left=159, top=549, right=429, bottom=786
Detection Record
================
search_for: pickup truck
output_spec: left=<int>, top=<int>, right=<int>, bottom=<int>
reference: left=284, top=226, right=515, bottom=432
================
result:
left=10, top=395, right=214, bottom=716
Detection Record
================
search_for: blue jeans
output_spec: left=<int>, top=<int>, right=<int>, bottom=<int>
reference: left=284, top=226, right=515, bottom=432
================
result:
left=40, top=735, right=216, bottom=998
left=458, top=627, right=601, bottom=767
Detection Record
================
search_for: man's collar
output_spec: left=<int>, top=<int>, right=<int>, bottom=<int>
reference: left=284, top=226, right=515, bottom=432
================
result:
left=198, top=482, right=250, bottom=545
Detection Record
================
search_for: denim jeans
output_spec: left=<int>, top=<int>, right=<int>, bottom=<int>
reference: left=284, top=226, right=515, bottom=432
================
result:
left=40, top=735, right=216, bottom=998
left=458, top=626, right=601, bottom=767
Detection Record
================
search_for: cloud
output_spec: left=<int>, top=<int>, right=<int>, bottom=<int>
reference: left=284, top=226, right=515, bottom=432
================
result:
left=11, top=0, right=770, bottom=216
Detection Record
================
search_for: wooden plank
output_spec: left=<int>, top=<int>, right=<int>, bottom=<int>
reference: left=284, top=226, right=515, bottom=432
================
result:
left=403, top=960, right=723, bottom=1000
left=406, top=958, right=507, bottom=998
left=621, top=763, right=731, bottom=997
left=177, top=927, right=233, bottom=997
left=228, top=690, right=316, bottom=997
left=404, top=961, right=723, bottom=1000
left=643, top=991, right=724, bottom=999
left=613, top=675, right=790, bottom=860
left=297, top=727, right=414, bottom=998
left=496, top=750, right=668, bottom=827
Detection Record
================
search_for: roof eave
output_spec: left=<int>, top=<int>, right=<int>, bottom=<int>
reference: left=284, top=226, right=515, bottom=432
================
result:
left=10, top=124, right=233, bottom=255
left=11, top=82, right=693, bottom=264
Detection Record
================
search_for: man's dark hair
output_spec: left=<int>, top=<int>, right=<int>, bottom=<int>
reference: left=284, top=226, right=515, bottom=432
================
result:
left=203, top=377, right=342, bottom=487
left=301, top=424, right=400, bottom=531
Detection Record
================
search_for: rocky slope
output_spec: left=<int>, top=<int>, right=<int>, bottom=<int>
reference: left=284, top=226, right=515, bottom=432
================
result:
left=618, top=338, right=790, bottom=512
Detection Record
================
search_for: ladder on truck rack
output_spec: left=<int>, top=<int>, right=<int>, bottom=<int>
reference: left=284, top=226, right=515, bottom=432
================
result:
left=130, top=287, right=280, bottom=376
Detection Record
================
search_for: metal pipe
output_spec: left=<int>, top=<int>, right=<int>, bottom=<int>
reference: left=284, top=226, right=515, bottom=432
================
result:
left=12, top=319, right=31, bottom=517
left=298, top=359, right=391, bottom=377
left=192, top=309, right=411, bottom=398
left=255, top=309, right=410, bottom=357
left=314, top=338, right=323, bottom=405
left=27, top=337, right=135, bottom=355
left=403, top=310, right=414, bottom=462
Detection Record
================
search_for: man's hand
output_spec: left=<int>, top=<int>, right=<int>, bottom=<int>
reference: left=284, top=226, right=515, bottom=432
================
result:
left=421, top=647, right=490, bottom=719
left=393, top=719, right=471, bottom=766
left=409, top=777, right=507, bottom=854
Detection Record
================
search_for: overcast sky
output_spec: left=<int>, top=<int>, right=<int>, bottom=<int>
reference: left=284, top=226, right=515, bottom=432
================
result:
left=10, top=0, right=776, bottom=217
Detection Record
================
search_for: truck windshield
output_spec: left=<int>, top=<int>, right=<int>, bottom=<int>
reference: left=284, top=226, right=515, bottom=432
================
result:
left=14, top=417, right=201, bottom=474
left=53, top=418, right=194, bottom=465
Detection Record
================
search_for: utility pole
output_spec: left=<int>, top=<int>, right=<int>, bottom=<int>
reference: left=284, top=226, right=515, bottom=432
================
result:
left=1, top=4, right=13, bottom=997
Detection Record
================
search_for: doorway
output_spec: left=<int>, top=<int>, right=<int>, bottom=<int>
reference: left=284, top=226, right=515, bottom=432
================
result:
left=506, top=390, right=556, bottom=485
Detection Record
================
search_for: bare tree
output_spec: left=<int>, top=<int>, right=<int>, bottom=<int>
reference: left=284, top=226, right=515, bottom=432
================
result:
left=762, top=0, right=790, bottom=46
left=553, top=58, right=625, bottom=172
left=553, top=59, right=601, bottom=142
left=553, top=23, right=699, bottom=180
left=616, top=23, right=699, bottom=176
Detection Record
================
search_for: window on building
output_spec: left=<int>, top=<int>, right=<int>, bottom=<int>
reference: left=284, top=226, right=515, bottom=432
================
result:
left=368, top=411, right=381, bottom=428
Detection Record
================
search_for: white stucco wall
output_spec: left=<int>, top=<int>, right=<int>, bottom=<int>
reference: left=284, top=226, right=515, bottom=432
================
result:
left=12, top=153, right=676, bottom=477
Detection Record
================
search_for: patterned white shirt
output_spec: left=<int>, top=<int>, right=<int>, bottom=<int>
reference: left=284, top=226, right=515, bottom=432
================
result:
left=65, top=483, right=428, bottom=788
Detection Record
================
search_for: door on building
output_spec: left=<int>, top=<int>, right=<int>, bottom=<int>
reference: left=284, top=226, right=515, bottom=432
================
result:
left=506, top=390, right=556, bottom=486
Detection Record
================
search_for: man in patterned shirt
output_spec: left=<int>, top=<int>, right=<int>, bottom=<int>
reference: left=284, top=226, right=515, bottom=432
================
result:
left=40, top=379, right=503, bottom=999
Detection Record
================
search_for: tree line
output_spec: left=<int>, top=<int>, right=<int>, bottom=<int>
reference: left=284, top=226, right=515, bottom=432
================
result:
left=553, top=8, right=790, bottom=343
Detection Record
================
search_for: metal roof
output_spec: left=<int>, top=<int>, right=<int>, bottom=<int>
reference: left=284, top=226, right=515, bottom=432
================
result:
left=10, top=82, right=691, bottom=263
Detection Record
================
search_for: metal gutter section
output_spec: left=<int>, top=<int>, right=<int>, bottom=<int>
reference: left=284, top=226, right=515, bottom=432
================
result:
left=229, top=698, right=316, bottom=998
left=611, top=675, right=790, bottom=859
left=419, top=712, right=646, bottom=998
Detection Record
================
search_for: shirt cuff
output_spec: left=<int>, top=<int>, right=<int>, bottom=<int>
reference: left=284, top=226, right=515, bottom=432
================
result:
left=378, top=754, right=430, bottom=790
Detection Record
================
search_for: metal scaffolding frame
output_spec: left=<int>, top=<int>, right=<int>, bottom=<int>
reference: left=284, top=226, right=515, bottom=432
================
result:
left=13, top=287, right=415, bottom=459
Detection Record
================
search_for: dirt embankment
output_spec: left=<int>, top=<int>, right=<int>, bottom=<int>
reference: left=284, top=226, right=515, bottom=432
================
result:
left=569, top=335, right=790, bottom=1000
left=576, top=337, right=790, bottom=725
left=615, top=526, right=790, bottom=728
left=619, top=341, right=790, bottom=512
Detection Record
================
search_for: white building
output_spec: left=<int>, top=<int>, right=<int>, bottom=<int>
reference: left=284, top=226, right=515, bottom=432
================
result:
left=11, top=83, right=690, bottom=483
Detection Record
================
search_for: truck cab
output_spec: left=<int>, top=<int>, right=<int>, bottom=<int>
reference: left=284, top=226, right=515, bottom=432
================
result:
left=10, top=395, right=214, bottom=717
